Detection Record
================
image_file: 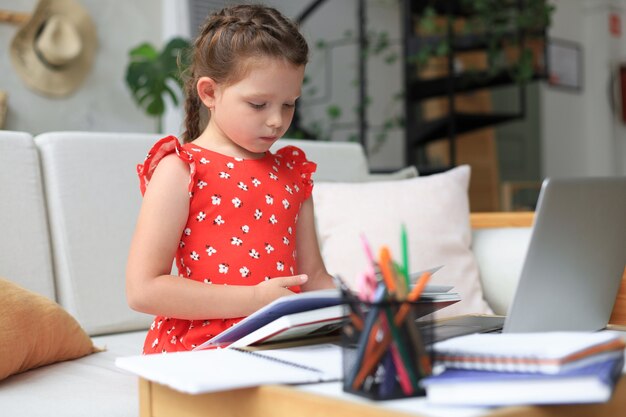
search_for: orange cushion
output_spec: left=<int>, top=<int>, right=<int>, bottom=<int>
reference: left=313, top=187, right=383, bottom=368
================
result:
left=0, top=278, right=96, bottom=380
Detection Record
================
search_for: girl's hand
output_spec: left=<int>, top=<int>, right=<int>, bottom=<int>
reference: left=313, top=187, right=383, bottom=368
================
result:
left=253, top=274, right=308, bottom=307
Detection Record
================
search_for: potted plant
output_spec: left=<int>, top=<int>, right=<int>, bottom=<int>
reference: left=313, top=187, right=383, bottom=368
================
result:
left=125, top=37, right=190, bottom=133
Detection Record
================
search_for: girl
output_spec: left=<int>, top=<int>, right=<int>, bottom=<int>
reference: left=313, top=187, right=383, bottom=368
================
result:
left=126, top=4, right=335, bottom=354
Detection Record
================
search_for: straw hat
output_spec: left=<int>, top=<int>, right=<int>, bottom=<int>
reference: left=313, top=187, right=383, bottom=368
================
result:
left=0, top=91, right=7, bottom=128
left=9, top=0, right=97, bottom=97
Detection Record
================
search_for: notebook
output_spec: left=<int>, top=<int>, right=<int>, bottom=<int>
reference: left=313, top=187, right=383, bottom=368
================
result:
left=431, top=176, right=626, bottom=341
left=115, top=343, right=342, bottom=395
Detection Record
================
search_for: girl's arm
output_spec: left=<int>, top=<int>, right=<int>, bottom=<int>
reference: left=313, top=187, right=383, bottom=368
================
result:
left=295, top=197, right=337, bottom=291
left=125, top=154, right=306, bottom=320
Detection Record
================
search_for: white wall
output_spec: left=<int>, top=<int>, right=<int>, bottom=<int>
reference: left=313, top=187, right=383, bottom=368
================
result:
left=0, top=0, right=161, bottom=134
left=541, top=0, right=626, bottom=177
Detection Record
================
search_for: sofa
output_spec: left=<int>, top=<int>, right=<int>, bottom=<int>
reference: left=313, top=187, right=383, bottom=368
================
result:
left=0, top=130, right=532, bottom=417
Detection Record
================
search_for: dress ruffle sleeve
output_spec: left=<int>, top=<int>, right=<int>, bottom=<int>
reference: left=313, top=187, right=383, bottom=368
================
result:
left=276, top=145, right=317, bottom=199
left=136, top=136, right=196, bottom=196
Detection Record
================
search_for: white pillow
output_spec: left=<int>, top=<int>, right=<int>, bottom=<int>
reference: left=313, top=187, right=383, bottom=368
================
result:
left=313, top=165, right=493, bottom=317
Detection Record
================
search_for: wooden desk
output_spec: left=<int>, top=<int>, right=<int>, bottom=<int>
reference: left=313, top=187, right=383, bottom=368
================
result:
left=138, top=212, right=626, bottom=416
left=139, top=376, right=626, bottom=417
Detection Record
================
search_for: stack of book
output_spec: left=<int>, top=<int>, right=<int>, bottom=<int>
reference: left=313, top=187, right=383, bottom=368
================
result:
left=421, top=331, right=626, bottom=406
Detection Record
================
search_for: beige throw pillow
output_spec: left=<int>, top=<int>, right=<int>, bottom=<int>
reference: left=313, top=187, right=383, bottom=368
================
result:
left=0, top=278, right=97, bottom=380
left=312, top=165, right=493, bottom=317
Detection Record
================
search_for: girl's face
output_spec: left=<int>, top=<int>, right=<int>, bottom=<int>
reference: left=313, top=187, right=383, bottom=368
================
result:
left=200, top=57, right=305, bottom=159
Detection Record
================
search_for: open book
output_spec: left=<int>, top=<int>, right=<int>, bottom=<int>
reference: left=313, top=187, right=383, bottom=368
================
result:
left=195, top=284, right=460, bottom=350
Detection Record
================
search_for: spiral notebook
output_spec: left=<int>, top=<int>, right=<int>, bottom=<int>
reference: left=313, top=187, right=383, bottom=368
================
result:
left=115, top=343, right=342, bottom=394
left=432, top=331, right=626, bottom=374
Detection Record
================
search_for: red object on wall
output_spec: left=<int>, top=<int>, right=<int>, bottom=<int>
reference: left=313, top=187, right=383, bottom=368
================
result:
left=610, top=12, right=621, bottom=37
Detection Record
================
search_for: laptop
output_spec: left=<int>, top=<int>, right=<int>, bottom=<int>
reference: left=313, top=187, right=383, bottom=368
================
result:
left=429, top=176, right=626, bottom=342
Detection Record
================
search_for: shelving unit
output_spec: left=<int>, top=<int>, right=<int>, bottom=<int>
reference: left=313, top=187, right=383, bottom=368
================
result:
left=402, top=0, right=548, bottom=173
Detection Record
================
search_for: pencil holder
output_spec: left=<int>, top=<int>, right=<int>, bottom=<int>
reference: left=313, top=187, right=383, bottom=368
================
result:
left=340, top=290, right=435, bottom=400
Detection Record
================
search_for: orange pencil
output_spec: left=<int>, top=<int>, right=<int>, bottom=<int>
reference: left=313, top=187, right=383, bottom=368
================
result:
left=378, top=246, right=397, bottom=294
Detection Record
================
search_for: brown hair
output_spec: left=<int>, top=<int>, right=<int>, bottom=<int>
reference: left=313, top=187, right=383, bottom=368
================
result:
left=181, top=4, right=309, bottom=143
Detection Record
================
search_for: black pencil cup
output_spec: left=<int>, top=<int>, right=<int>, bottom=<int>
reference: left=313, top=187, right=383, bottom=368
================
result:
left=340, top=290, right=435, bottom=400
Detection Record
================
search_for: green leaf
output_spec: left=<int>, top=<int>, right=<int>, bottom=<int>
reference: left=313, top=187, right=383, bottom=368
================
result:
left=326, top=105, right=342, bottom=120
left=125, top=37, right=191, bottom=131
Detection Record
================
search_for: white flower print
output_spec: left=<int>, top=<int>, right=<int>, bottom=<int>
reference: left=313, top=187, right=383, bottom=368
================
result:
left=265, top=194, right=274, bottom=205
left=290, top=266, right=294, bottom=275
left=251, top=177, right=261, bottom=187
left=240, top=266, right=250, bottom=278
left=211, top=194, right=221, bottom=205
left=184, top=228, right=191, bottom=236
left=218, top=263, right=229, bottom=274
left=241, top=225, right=250, bottom=234
left=276, top=261, right=284, bottom=271
left=197, top=180, right=208, bottom=189
left=285, top=185, right=293, bottom=194
left=231, top=236, right=243, bottom=246
left=199, top=157, right=209, bottom=164
left=283, top=236, right=290, bottom=245
left=226, top=162, right=235, bottom=169
left=151, top=338, right=159, bottom=348
left=179, top=241, right=185, bottom=248
left=274, top=157, right=281, bottom=165
left=282, top=199, right=290, bottom=209
left=186, top=266, right=192, bottom=276
left=249, top=249, right=260, bottom=259
left=237, top=181, right=248, bottom=191
left=170, top=336, right=177, bottom=344
left=286, top=162, right=293, bottom=170
left=287, top=226, right=293, bottom=235
left=272, top=166, right=279, bottom=172
left=219, top=171, right=230, bottom=179
left=213, top=215, right=225, bottom=225
left=269, top=172, right=278, bottom=180
left=294, top=184, right=300, bottom=193
left=191, top=148, right=202, bottom=153
left=234, top=157, right=244, bottom=162
left=196, top=211, right=206, bottom=221
left=264, top=276, right=271, bottom=281
left=190, top=251, right=200, bottom=261
left=166, top=326, right=175, bottom=335
left=265, top=243, right=274, bottom=253
left=269, top=214, right=278, bottom=225
left=205, top=245, right=216, bottom=256
left=203, top=278, right=212, bottom=284
left=232, top=197, right=243, bottom=208
left=254, top=209, right=263, bottom=220
left=292, top=150, right=300, bottom=156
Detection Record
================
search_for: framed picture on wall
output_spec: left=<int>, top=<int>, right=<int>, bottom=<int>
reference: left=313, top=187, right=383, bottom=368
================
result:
left=547, top=38, right=583, bottom=91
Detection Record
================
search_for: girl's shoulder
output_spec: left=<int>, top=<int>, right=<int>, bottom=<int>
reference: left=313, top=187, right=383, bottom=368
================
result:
left=273, top=145, right=317, bottom=198
left=137, top=136, right=196, bottom=195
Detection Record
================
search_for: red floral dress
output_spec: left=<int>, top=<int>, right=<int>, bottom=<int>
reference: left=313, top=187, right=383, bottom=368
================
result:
left=137, top=136, right=316, bottom=353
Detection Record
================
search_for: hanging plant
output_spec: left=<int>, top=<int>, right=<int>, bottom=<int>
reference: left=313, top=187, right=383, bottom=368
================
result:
left=125, top=37, right=191, bottom=132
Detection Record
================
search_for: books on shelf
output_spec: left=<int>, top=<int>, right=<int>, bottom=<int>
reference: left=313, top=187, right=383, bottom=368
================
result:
left=432, top=331, right=626, bottom=374
left=194, top=286, right=460, bottom=350
left=421, top=356, right=625, bottom=406
left=116, top=343, right=342, bottom=395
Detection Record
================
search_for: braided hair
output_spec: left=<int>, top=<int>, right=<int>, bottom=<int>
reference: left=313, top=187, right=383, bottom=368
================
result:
left=181, top=4, right=309, bottom=143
